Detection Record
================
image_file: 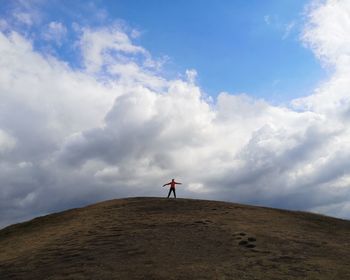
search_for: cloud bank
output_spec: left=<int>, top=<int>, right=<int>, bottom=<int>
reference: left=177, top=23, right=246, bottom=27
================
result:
left=1, top=0, right=350, bottom=227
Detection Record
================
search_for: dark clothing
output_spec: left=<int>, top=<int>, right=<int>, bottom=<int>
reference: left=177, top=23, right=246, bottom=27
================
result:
left=167, top=187, right=176, bottom=198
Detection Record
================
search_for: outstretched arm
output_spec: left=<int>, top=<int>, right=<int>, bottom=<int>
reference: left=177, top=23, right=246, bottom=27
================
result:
left=175, top=182, right=182, bottom=185
left=163, top=182, right=171, bottom=187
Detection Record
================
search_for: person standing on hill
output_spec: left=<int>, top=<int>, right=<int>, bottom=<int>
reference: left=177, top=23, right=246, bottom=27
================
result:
left=163, top=179, right=182, bottom=198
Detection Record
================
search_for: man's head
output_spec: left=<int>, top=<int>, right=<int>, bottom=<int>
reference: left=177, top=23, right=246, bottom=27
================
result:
left=172, top=179, right=175, bottom=182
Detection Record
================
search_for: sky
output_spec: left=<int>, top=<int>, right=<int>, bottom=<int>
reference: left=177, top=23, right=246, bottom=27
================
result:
left=1, top=0, right=350, bottom=228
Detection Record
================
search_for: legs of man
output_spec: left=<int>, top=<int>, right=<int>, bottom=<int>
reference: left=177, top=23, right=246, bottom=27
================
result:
left=167, top=188, right=176, bottom=198
left=167, top=188, right=172, bottom=198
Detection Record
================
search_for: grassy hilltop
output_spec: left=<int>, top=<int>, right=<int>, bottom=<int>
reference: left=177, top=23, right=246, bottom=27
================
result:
left=1, top=197, right=350, bottom=279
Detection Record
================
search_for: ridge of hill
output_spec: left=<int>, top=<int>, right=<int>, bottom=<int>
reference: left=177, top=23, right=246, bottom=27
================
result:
left=1, top=197, right=350, bottom=279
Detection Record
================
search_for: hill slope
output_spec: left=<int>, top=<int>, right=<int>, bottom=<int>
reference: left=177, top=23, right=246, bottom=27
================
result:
left=1, top=197, right=350, bottom=279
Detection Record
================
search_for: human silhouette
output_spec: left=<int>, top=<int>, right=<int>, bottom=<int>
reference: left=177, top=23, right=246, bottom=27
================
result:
left=163, top=179, right=182, bottom=198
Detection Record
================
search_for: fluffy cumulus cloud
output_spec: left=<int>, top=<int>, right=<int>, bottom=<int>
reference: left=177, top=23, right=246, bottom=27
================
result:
left=1, top=0, right=350, bottom=228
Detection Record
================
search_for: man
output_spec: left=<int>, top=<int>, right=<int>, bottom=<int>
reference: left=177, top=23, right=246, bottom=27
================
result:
left=163, top=179, right=182, bottom=198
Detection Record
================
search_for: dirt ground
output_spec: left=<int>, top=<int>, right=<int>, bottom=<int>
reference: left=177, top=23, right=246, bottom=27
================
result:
left=1, top=197, right=350, bottom=279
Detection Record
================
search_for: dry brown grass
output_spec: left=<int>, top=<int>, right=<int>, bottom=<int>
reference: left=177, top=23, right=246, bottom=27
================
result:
left=1, top=197, right=350, bottom=279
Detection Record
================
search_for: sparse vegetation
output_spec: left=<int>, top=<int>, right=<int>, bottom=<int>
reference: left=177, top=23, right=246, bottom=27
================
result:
left=1, top=197, right=350, bottom=279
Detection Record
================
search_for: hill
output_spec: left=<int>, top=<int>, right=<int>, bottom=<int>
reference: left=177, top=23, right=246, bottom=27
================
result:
left=0, top=197, right=350, bottom=279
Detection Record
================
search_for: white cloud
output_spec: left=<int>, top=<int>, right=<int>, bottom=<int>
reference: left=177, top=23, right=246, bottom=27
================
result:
left=109, top=62, right=167, bottom=91
left=186, top=69, right=197, bottom=84
left=79, top=26, right=147, bottom=73
left=130, top=29, right=141, bottom=39
left=0, top=30, right=118, bottom=165
left=5, top=0, right=42, bottom=29
left=13, top=12, right=33, bottom=26
left=43, top=21, right=67, bottom=43
left=294, top=0, right=350, bottom=115
left=2, top=0, right=350, bottom=228
left=302, top=0, right=350, bottom=69
left=282, top=21, right=296, bottom=40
